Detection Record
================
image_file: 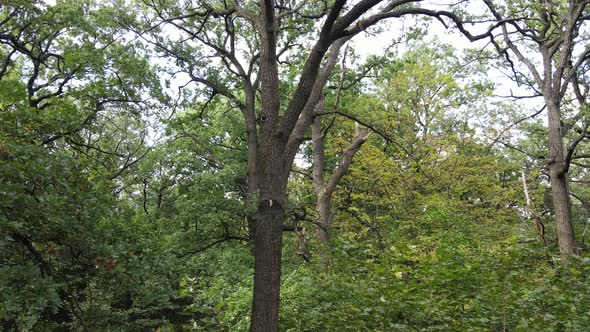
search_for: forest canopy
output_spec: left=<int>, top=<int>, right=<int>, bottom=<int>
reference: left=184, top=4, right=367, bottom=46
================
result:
left=2, top=0, right=590, bottom=331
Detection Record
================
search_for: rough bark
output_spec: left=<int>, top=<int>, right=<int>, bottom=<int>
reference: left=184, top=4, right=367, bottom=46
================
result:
left=249, top=1, right=284, bottom=330
left=250, top=196, right=285, bottom=332
left=546, top=97, right=578, bottom=258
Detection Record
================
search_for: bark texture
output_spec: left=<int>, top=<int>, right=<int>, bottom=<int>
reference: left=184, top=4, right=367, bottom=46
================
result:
left=249, top=1, right=284, bottom=330
left=250, top=197, right=285, bottom=332
left=547, top=98, right=577, bottom=257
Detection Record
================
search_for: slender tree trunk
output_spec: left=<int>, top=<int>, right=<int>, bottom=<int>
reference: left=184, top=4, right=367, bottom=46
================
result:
left=244, top=84, right=259, bottom=242
left=521, top=171, right=547, bottom=245
left=312, top=115, right=333, bottom=265
left=315, top=195, right=333, bottom=244
left=311, top=115, right=332, bottom=243
left=546, top=97, right=578, bottom=259
left=311, top=109, right=370, bottom=264
left=245, top=88, right=259, bottom=201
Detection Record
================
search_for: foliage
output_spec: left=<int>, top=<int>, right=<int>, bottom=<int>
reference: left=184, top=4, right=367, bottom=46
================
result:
left=2, top=1, right=590, bottom=331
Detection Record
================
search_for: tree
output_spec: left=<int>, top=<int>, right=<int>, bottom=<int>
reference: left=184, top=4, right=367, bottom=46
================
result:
left=311, top=98, right=371, bottom=264
left=469, top=0, right=590, bottom=259
left=129, top=0, right=490, bottom=330
left=306, top=52, right=387, bottom=264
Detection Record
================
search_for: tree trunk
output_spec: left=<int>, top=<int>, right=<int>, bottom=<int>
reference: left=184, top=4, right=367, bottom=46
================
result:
left=315, top=194, right=333, bottom=245
left=311, top=111, right=370, bottom=264
left=311, top=115, right=332, bottom=243
left=250, top=1, right=284, bottom=328
left=521, top=171, right=547, bottom=245
left=250, top=193, right=285, bottom=332
left=546, top=98, right=578, bottom=260
left=249, top=135, right=288, bottom=331
left=244, top=84, right=259, bottom=242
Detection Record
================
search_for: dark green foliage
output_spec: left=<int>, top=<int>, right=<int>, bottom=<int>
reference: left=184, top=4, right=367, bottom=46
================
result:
left=1, top=142, right=101, bottom=330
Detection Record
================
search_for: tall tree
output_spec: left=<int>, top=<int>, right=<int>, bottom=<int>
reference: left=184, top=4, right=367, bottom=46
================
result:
left=474, top=0, right=590, bottom=259
left=130, top=1, right=494, bottom=330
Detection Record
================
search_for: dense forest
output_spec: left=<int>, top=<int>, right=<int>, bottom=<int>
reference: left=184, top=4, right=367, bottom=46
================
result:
left=2, top=0, right=590, bottom=331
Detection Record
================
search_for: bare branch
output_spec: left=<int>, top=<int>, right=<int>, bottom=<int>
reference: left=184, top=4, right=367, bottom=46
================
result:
left=178, top=235, right=247, bottom=258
